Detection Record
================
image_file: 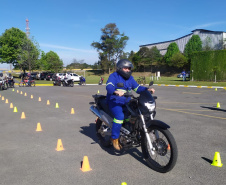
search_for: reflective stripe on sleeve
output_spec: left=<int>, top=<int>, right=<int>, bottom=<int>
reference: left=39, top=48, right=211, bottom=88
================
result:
left=133, top=85, right=140, bottom=92
left=106, top=82, right=115, bottom=87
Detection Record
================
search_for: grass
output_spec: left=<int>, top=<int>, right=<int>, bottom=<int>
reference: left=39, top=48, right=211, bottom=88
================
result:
left=13, top=73, right=226, bottom=87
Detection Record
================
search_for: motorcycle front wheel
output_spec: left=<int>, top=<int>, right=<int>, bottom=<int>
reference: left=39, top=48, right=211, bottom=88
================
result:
left=96, top=118, right=111, bottom=147
left=141, top=126, right=178, bottom=173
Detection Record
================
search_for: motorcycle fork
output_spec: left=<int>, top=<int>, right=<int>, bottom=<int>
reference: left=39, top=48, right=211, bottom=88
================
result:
left=139, top=109, right=155, bottom=155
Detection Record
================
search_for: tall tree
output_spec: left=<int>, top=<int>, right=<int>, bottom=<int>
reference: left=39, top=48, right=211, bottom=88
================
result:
left=164, top=42, right=180, bottom=65
left=91, top=23, right=129, bottom=71
left=0, top=27, right=27, bottom=66
left=184, top=35, right=202, bottom=59
left=44, top=51, right=63, bottom=72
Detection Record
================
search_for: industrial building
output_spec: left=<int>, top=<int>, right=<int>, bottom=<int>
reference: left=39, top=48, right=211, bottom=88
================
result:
left=140, top=29, right=226, bottom=55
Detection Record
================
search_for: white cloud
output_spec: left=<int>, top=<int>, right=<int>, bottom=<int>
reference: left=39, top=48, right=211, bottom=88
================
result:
left=40, top=43, right=96, bottom=53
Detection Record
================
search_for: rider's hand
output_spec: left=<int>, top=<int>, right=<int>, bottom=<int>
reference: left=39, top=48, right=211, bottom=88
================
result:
left=114, top=90, right=125, bottom=97
left=148, top=88, right=155, bottom=94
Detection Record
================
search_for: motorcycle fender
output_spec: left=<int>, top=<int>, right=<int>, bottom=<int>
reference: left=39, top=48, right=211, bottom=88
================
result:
left=147, top=120, right=170, bottom=130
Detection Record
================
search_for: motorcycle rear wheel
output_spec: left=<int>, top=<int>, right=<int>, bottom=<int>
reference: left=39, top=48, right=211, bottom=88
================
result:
left=96, top=118, right=111, bottom=147
left=141, top=126, right=178, bottom=173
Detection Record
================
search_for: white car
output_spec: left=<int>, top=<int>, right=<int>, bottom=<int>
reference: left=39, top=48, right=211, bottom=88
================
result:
left=56, top=73, right=81, bottom=82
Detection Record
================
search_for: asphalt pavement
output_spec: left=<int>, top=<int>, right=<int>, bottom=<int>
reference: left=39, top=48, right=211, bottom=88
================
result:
left=0, top=85, right=225, bottom=185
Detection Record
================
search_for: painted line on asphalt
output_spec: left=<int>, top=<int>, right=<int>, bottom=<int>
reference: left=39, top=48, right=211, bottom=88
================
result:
left=158, top=107, right=226, bottom=120
left=182, top=92, right=202, bottom=94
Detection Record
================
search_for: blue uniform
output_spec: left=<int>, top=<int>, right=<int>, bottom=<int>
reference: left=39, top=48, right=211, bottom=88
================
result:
left=106, top=72, right=148, bottom=139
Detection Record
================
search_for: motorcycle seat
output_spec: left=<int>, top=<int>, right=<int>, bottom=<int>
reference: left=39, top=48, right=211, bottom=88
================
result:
left=99, top=98, right=114, bottom=118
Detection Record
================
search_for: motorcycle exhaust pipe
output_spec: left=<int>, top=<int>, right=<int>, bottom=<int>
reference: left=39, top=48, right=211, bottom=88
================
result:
left=90, top=106, right=112, bottom=127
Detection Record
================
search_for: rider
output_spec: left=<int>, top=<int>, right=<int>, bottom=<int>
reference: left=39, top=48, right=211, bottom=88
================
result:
left=27, top=73, right=33, bottom=86
left=106, top=59, right=155, bottom=151
left=65, top=72, right=71, bottom=84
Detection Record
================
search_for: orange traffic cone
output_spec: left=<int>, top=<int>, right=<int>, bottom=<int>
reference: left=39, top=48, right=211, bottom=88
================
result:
left=5, top=99, right=9, bottom=104
left=17, top=90, right=19, bottom=93
left=81, top=156, right=92, bottom=172
left=10, top=103, right=13, bottom=108
left=167, top=144, right=171, bottom=150
left=55, top=139, right=65, bottom=151
left=47, top=100, right=50, bottom=105
left=71, top=108, right=75, bottom=114
left=21, top=112, right=26, bottom=119
left=36, top=123, right=42, bottom=132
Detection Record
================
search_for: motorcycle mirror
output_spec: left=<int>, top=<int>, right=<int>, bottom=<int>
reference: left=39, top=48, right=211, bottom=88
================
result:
left=149, top=81, right=154, bottom=86
left=117, top=83, right=124, bottom=87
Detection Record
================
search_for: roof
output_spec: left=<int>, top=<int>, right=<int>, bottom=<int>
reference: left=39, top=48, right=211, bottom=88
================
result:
left=140, top=29, right=226, bottom=47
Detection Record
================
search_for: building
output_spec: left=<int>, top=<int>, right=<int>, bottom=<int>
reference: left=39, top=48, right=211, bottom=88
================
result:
left=139, top=29, right=226, bottom=55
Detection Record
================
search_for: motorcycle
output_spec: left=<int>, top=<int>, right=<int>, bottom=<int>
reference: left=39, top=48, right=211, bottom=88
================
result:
left=79, top=76, right=86, bottom=85
left=62, top=79, right=74, bottom=87
left=0, top=78, right=8, bottom=90
left=53, top=77, right=62, bottom=86
left=7, top=77, right=15, bottom=88
left=89, top=82, right=178, bottom=173
left=99, top=77, right=104, bottom=85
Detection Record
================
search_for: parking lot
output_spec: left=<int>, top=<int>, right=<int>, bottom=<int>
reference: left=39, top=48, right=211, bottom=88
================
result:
left=0, top=85, right=226, bottom=185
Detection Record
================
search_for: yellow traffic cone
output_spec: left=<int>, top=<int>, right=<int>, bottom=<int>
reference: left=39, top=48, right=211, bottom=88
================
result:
left=216, top=102, right=221, bottom=108
left=47, top=100, right=50, bottom=105
left=10, top=103, right=13, bottom=108
left=17, top=90, right=19, bottom=93
left=24, top=92, right=27, bottom=96
left=55, top=103, right=59, bottom=108
left=211, top=152, right=223, bottom=167
left=97, top=90, right=100, bottom=94
left=13, top=106, right=18, bottom=112
left=55, top=139, right=64, bottom=151
left=215, top=88, right=217, bottom=91
left=38, top=97, right=41, bottom=102
left=31, top=95, right=33, bottom=99
left=2, top=96, right=4, bottom=100
left=71, top=108, right=75, bottom=114
left=5, top=99, right=9, bottom=104
left=80, top=156, right=92, bottom=172
left=0, top=94, right=1, bottom=97
left=121, top=183, right=127, bottom=185
left=36, top=123, right=42, bottom=132
left=20, top=91, right=23, bottom=95
left=21, top=112, right=26, bottom=119
left=12, top=88, right=15, bottom=92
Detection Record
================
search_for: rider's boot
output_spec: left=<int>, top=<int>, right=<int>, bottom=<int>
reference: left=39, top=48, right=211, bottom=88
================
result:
left=111, top=138, right=122, bottom=151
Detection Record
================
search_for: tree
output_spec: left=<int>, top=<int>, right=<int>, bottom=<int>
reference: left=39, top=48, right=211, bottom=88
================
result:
left=44, top=51, right=63, bottom=72
left=170, top=52, right=188, bottom=69
left=17, top=37, right=40, bottom=72
left=148, top=46, right=162, bottom=72
left=184, top=35, right=202, bottom=59
left=164, top=42, right=180, bottom=65
left=0, top=27, right=27, bottom=66
left=91, top=23, right=129, bottom=71
left=202, top=37, right=212, bottom=51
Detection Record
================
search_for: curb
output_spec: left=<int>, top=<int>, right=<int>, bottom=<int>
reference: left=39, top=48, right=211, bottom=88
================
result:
left=154, top=84, right=226, bottom=89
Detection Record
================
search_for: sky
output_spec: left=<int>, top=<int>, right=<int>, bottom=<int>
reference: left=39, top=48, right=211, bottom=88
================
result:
left=0, top=0, right=226, bottom=69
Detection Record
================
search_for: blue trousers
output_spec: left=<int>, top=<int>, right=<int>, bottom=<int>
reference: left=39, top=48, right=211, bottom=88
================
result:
left=108, top=101, right=129, bottom=139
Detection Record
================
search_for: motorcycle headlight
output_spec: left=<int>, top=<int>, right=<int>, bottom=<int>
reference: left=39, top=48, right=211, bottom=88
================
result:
left=144, top=102, right=156, bottom=112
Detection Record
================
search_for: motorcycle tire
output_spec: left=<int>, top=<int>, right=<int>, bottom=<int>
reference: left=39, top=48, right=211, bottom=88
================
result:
left=141, top=126, right=178, bottom=173
left=31, top=81, right=35, bottom=87
left=96, top=118, right=111, bottom=147
left=70, top=82, right=74, bottom=87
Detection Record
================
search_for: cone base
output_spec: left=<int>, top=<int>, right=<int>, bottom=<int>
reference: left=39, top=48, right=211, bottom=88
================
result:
left=211, top=163, right=223, bottom=167
left=55, top=148, right=65, bottom=151
left=80, top=167, right=92, bottom=172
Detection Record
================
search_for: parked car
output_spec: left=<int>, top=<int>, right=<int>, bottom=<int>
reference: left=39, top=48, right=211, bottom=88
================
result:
left=39, top=72, right=49, bottom=80
left=177, top=71, right=190, bottom=78
left=31, top=72, right=39, bottom=80
left=46, top=73, right=55, bottom=81
left=70, top=73, right=81, bottom=82
left=19, top=73, right=28, bottom=79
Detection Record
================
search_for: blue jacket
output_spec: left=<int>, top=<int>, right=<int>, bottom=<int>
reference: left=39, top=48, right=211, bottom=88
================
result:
left=106, top=72, right=148, bottom=105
